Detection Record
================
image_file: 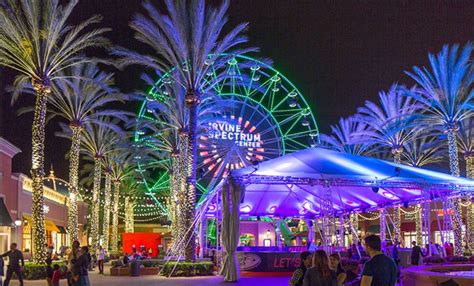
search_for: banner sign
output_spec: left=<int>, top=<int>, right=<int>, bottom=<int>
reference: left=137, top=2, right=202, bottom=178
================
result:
left=237, top=252, right=301, bottom=272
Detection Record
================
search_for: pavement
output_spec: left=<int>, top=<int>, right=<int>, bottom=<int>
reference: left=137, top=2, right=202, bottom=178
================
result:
left=5, top=266, right=290, bottom=286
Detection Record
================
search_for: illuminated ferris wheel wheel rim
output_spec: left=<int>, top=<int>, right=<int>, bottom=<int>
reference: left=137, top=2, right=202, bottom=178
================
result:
left=135, top=53, right=320, bottom=198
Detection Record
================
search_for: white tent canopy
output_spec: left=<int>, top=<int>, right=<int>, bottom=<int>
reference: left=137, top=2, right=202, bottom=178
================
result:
left=229, top=147, right=474, bottom=217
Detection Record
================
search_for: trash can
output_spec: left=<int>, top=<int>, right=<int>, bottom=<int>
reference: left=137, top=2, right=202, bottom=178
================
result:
left=130, top=260, right=141, bottom=276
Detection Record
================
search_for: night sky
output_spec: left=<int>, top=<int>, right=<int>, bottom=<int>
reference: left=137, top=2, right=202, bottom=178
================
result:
left=1, top=0, right=474, bottom=179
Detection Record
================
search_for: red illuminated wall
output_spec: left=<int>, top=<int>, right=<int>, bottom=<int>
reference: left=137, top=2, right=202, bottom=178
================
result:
left=122, top=232, right=161, bottom=257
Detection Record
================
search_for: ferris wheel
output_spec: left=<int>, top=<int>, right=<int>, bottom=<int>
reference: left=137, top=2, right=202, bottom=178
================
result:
left=135, top=54, right=319, bottom=201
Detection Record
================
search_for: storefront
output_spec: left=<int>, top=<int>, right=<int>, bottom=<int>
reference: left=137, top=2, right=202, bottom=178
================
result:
left=0, top=137, right=88, bottom=257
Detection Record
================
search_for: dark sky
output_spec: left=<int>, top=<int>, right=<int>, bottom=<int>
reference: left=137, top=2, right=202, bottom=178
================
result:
left=1, top=0, right=474, bottom=179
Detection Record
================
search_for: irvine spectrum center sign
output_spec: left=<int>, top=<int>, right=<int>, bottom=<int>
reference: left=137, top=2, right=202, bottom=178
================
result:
left=207, top=121, right=261, bottom=148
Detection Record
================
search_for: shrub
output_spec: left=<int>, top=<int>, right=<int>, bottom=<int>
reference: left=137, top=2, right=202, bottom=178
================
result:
left=161, top=261, right=214, bottom=277
left=141, top=260, right=159, bottom=268
left=110, top=259, right=124, bottom=268
left=109, top=251, right=122, bottom=260
left=423, top=255, right=445, bottom=264
left=24, top=261, right=66, bottom=280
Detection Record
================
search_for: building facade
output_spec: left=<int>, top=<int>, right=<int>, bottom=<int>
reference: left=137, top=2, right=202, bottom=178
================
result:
left=0, top=137, right=88, bottom=256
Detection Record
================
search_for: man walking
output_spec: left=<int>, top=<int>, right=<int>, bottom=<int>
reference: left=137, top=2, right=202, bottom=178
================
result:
left=1, top=243, right=24, bottom=286
left=411, top=241, right=424, bottom=265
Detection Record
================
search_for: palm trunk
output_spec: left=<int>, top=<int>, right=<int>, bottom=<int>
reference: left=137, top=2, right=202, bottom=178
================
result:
left=169, top=156, right=179, bottom=251
left=185, top=90, right=199, bottom=262
left=125, top=197, right=134, bottom=233
left=111, top=180, right=120, bottom=252
left=90, top=156, right=102, bottom=251
left=447, top=129, right=463, bottom=255
left=31, top=81, right=49, bottom=264
left=379, top=209, right=386, bottom=242
left=67, top=125, right=82, bottom=246
left=172, top=134, right=188, bottom=257
left=466, top=155, right=474, bottom=250
left=392, top=148, right=402, bottom=164
left=415, top=204, right=422, bottom=247
left=103, top=171, right=112, bottom=251
left=391, top=149, right=402, bottom=242
left=393, top=206, right=401, bottom=243
left=350, top=213, right=358, bottom=244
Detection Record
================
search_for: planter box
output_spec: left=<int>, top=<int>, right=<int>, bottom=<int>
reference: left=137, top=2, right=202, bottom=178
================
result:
left=141, top=267, right=159, bottom=275
left=110, top=267, right=130, bottom=276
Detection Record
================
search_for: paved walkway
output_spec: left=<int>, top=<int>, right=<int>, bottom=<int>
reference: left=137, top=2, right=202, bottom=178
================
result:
left=6, top=268, right=290, bottom=286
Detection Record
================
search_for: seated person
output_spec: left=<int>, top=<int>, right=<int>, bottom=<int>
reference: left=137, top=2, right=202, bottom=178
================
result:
left=122, top=253, right=130, bottom=265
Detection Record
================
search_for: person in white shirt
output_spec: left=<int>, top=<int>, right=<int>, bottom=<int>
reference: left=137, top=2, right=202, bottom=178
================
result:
left=96, top=246, right=105, bottom=274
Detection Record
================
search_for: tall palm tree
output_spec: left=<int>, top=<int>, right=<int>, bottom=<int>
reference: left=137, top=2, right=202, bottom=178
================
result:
left=406, top=43, right=474, bottom=255
left=78, top=119, right=122, bottom=251
left=0, top=0, right=108, bottom=263
left=38, top=63, right=125, bottom=246
left=356, top=84, right=421, bottom=164
left=108, top=152, right=136, bottom=252
left=114, top=0, right=254, bottom=261
left=458, top=117, right=474, bottom=250
left=137, top=73, right=222, bottom=256
left=319, top=116, right=374, bottom=156
left=459, top=117, right=474, bottom=178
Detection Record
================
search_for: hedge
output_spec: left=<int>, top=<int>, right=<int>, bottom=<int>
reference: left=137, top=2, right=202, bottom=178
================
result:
left=161, top=261, right=214, bottom=277
left=111, top=259, right=161, bottom=268
left=24, top=261, right=67, bottom=280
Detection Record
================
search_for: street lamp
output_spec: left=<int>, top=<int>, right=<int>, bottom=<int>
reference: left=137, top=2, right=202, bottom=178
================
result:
left=14, top=218, right=22, bottom=227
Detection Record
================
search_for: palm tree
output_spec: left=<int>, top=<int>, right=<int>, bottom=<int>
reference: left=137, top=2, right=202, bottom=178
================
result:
left=77, top=119, right=122, bottom=251
left=406, top=43, right=474, bottom=255
left=356, top=84, right=421, bottom=164
left=458, top=117, right=474, bottom=250
left=319, top=116, right=374, bottom=156
left=108, top=152, right=136, bottom=252
left=137, top=73, right=222, bottom=256
left=0, top=0, right=108, bottom=263
left=459, top=118, right=474, bottom=178
left=44, top=63, right=124, bottom=246
left=114, top=0, right=254, bottom=261
left=402, top=134, right=446, bottom=167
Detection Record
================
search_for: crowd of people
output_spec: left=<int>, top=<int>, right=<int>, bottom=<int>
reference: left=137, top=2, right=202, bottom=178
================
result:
left=290, top=235, right=399, bottom=286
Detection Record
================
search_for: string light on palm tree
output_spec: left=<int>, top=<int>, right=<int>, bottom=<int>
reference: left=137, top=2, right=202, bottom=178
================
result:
left=458, top=118, right=474, bottom=249
left=78, top=119, right=122, bottom=252
left=27, top=63, right=126, bottom=246
left=406, top=43, right=474, bottom=255
left=0, top=0, right=108, bottom=264
left=114, top=0, right=259, bottom=262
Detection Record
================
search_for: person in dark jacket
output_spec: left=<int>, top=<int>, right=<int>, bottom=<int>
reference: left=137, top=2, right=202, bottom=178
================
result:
left=1, top=243, right=24, bottom=286
left=74, top=246, right=91, bottom=286
left=46, top=258, right=54, bottom=286
left=289, top=251, right=312, bottom=286
left=303, top=250, right=336, bottom=286
left=411, top=241, right=424, bottom=265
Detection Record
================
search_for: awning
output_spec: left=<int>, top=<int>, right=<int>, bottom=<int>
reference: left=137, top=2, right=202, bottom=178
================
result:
left=45, top=219, right=60, bottom=233
left=23, top=215, right=60, bottom=232
left=56, top=226, right=67, bottom=234
left=0, top=198, right=13, bottom=226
